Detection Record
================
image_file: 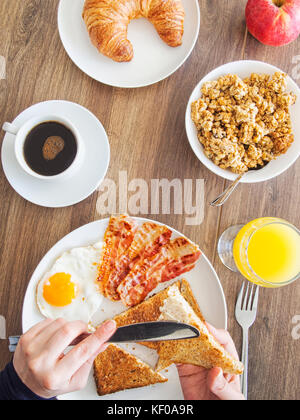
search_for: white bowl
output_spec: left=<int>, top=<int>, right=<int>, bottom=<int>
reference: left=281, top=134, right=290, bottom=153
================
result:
left=185, top=60, right=300, bottom=183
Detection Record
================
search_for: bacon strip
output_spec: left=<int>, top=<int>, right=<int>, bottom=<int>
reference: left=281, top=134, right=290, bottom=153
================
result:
left=97, top=215, right=138, bottom=296
left=104, top=222, right=172, bottom=301
left=117, top=237, right=201, bottom=307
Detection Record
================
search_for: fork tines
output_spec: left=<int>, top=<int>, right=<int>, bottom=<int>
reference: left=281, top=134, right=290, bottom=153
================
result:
left=237, top=282, right=259, bottom=312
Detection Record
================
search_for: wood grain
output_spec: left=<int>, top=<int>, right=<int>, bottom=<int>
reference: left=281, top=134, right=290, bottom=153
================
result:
left=0, top=0, right=299, bottom=400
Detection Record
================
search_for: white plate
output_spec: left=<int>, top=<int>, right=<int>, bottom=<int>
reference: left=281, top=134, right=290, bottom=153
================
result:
left=22, top=217, right=227, bottom=400
left=1, top=100, right=110, bottom=207
left=57, top=0, right=200, bottom=88
left=185, top=60, right=300, bottom=183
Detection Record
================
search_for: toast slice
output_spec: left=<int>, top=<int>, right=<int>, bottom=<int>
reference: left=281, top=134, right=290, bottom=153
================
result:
left=94, top=344, right=167, bottom=396
left=111, top=280, right=243, bottom=375
left=112, top=281, right=182, bottom=350
left=156, top=280, right=244, bottom=375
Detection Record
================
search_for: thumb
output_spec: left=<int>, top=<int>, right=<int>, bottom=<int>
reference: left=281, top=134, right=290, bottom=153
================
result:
left=208, top=368, right=244, bottom=400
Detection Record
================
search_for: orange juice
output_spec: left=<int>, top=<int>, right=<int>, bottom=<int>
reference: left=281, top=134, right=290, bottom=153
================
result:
left=233, top=218, right=300, bottom=287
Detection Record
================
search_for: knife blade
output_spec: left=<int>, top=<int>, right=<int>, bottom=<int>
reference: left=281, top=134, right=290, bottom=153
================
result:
left=8, top=321, right=199, bottom=352
left=107, top=321, right=199, bottom=343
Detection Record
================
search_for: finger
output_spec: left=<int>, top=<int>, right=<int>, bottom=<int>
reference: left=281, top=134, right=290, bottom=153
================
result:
left=17, top=319, right=56, bottom=357
left=33, top=318, right=70, bottom=346
left=224, top=372, right=234, bottom=383
left=206, top=322, right=240, bottom=361
left=21, top=318, right=54, bottom=341
left=176, top=363, right=204, bottom=377
left=56, top=320, right=116, bottom=378
left=206, top=323, right=239, bottom=382
left=45, top=320, right=89, bottom=360
left=68, top=344, right=110, bottom=393
left=208, top=368, right=245, bottom=400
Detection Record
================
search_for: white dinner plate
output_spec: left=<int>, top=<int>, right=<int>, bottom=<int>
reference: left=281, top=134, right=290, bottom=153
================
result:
left=1, top=100, right=110, bottom=207
left=57, top=0, right=200, bottom=88
left=185, top=60, right=300, bottom=183
left=22, top=217, right=227, bottom=400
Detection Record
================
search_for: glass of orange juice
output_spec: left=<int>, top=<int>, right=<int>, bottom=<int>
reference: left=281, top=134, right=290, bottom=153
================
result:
left=218, top=217, right=300, bottom=287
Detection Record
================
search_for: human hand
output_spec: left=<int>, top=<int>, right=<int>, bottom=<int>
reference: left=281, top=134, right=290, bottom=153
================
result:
left=177, top=323, right=245, bottom=400
left=13, top=318, right=116, bottom=399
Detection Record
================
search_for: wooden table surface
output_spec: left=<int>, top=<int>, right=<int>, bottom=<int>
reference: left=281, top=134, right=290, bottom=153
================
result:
left=0, top=0, right=299, bottom=400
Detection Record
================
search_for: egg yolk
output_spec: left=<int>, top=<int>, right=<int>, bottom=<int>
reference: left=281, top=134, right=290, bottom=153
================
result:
left=43, top=273, right=77, bottom=307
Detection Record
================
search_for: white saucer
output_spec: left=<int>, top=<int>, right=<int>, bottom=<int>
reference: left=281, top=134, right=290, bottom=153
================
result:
left=1, top=100, right=110, bottom=207
left=58, top=0, right=200, bottom=88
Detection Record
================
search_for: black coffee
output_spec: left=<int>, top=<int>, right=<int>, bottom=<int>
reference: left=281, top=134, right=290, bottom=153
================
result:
left=24, top=121, right=77, bottom=176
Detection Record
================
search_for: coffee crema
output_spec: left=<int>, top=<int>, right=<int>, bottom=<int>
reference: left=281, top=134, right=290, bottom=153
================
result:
left=24, top=121, right=77, bottom=176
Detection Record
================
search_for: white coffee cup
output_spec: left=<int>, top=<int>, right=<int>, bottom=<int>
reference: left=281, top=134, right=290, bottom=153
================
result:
left=2, top=115, right=85, bottom=180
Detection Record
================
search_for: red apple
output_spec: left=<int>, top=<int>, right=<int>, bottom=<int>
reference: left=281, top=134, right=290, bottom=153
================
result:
left=246, top=0, right=300, bottom=46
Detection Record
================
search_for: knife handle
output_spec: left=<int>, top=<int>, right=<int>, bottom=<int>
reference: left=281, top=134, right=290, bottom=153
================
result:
left=8, top=333, right=90, bottom=353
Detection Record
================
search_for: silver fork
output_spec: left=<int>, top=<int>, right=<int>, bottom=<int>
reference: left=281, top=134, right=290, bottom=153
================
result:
left=235, top=282, right=259, bottom=400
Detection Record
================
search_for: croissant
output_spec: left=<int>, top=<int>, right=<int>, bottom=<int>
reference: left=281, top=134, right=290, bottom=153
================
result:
left=82, top=0, right=185, bottom=62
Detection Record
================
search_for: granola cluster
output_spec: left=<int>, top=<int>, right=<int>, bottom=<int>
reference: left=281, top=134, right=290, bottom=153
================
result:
left=191, top=72, right=296, bottom=174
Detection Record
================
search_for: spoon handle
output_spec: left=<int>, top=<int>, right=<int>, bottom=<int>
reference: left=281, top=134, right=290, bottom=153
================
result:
left=210, top=174, right=244, bottom=207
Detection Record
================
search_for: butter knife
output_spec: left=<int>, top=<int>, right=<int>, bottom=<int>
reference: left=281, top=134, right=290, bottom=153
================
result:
left=8, top=321, right=199, bottom=352
left=108, top=321, right=199, bottom=343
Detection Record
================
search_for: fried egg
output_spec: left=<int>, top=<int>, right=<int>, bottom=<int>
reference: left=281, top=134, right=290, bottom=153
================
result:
left=36, top=242, right=103, bottom=325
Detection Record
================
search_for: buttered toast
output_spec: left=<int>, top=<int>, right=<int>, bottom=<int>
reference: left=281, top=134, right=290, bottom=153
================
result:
left=112, top=280, right=244, bottom=375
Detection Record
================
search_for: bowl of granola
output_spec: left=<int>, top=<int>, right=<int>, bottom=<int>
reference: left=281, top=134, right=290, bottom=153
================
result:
left=185, top=60, right=300, bottom=183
